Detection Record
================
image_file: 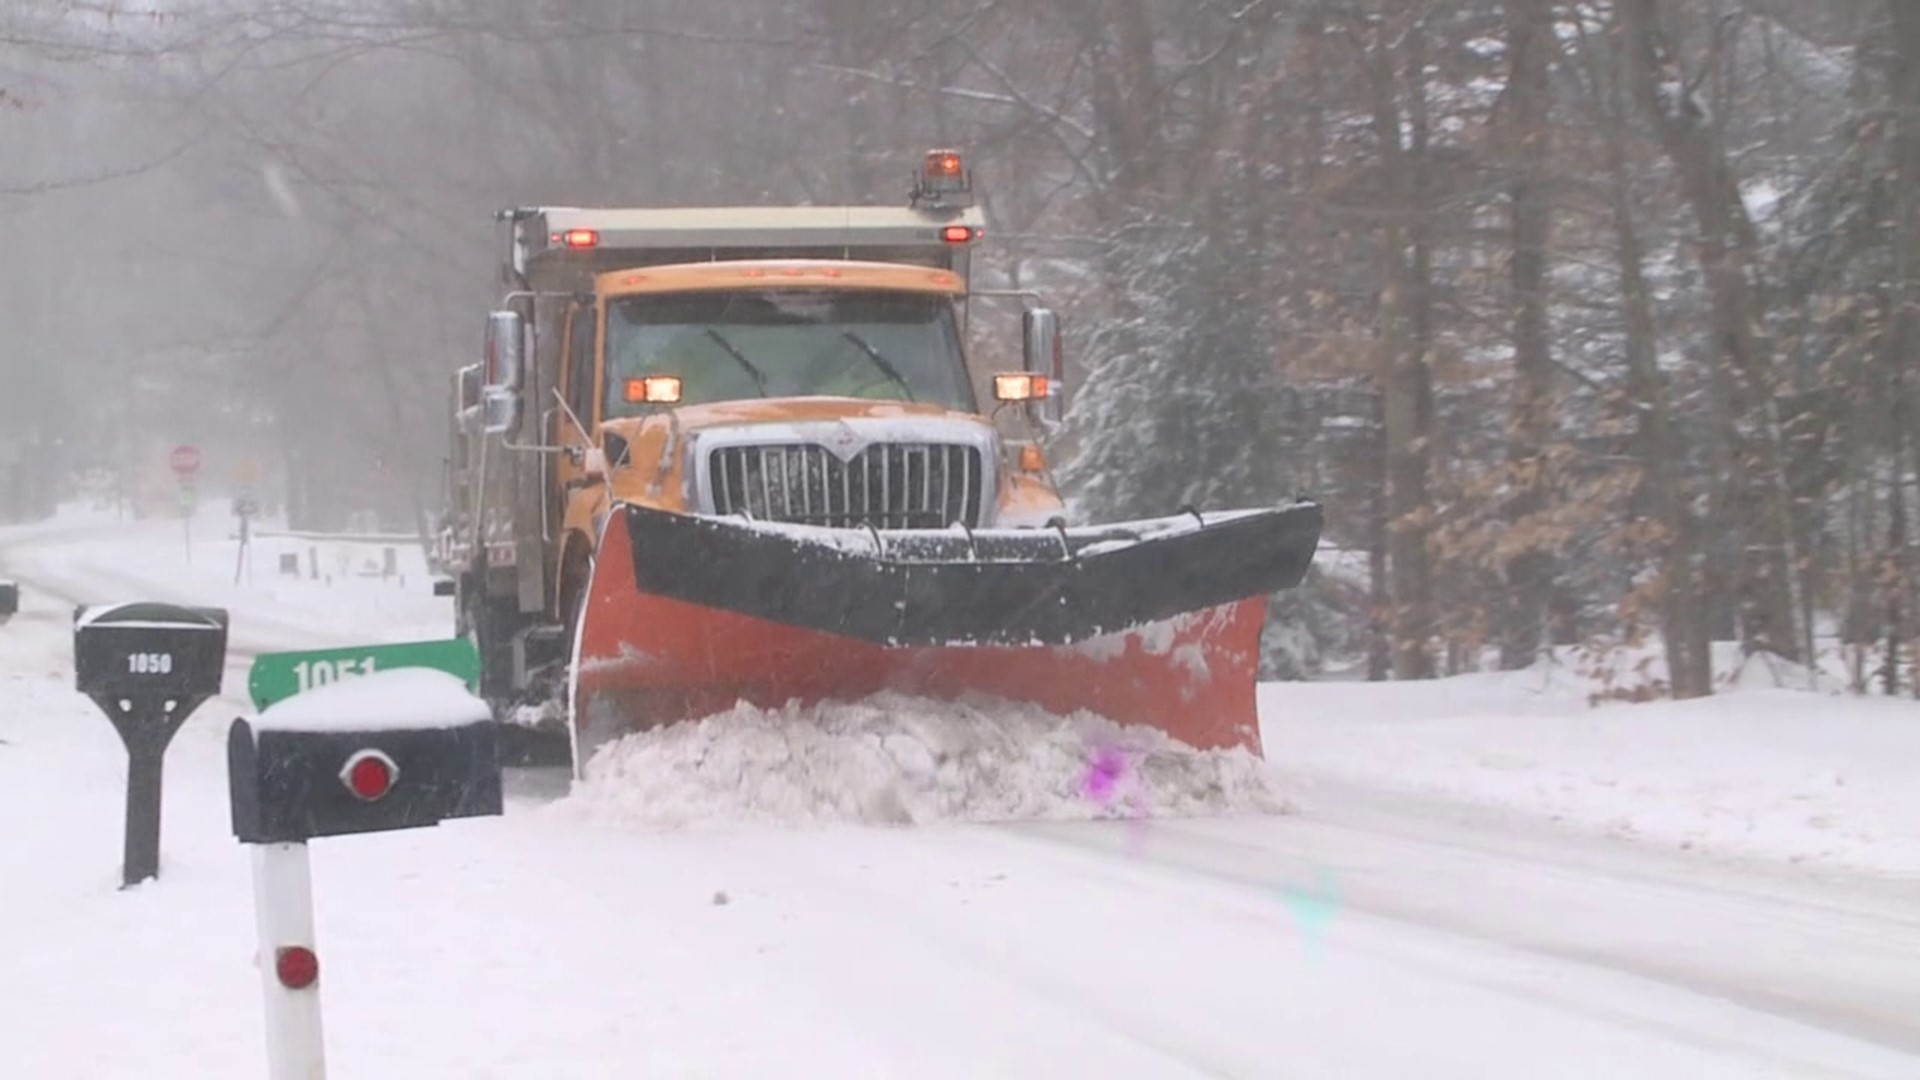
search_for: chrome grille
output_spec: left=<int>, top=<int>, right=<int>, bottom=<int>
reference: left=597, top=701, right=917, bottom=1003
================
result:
left=709, top=443, right=984, bottom=529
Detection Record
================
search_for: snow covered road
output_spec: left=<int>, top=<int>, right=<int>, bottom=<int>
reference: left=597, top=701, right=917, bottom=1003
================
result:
left=3, top=506, right=1918, bottom=1077
left=1018, top=785, right=1920, bottom=1060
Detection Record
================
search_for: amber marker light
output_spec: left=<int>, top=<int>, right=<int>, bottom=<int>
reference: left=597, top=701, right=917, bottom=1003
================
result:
left=993, top=373, right=1049, bottom=402
left=625, top=376, right=683, bottom=404
left=925, top=149, right=963, bottom=177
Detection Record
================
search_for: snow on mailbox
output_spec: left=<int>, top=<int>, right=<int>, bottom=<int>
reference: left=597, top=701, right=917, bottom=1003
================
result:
left=227, top=667, right=502, bottom=844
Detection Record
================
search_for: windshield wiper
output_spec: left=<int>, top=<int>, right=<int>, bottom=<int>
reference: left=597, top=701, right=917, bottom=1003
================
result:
left=840, top=331, right=916, bottom=403
left=703, top=328, right=771, bottom=397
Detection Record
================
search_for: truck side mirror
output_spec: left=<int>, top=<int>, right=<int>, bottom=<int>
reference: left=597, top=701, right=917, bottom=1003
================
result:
left=481, top=387, right=521, bottom=436
left=456, top=363, right=481, bottom=411
left=483, top=310, right=526, bottom=393
left=1021, top=308, right=1066, bottom=427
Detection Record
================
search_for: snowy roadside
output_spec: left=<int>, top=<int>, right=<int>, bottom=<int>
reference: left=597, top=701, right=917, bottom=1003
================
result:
left=5, top=509, right=1920, bottom=1075
left=0, top=500, right=449, bottom=654
left=1262, top=667, right=1920, bottom=878
left=11, top=500, right=1918, bottom=877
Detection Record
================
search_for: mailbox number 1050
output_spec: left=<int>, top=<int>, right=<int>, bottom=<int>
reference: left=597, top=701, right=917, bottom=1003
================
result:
left=127, top=652, right=175, bottom=674
left=293, top=656, right=377, bottom=691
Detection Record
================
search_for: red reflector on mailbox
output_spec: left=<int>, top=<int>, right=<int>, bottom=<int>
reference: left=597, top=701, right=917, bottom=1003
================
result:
left=341, top=750, right=398, bottom=801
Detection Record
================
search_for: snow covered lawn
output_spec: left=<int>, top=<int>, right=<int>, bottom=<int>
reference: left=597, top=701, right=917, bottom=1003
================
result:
left=6, top=507, right=1920, bottom=1076
left=0, top=499, right=446, bottom=654
left=11, top=499, right=1914, bottom=879
left=1264, top=668, right=1920, bottom=877
left=5, top=655, right=1915, bottom=1078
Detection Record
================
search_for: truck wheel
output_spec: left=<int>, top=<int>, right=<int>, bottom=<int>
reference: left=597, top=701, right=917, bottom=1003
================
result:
left=457, top=575, right=521, bottom=703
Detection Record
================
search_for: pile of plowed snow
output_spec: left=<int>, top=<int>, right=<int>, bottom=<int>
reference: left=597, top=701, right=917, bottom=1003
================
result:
left=550, top=692, right=1287, bottom=828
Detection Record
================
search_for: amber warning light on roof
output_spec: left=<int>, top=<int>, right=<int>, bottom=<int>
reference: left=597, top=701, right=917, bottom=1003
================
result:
left=914, top=148, right=973, bottom=208
left=554, top=228, right=600, bottom=249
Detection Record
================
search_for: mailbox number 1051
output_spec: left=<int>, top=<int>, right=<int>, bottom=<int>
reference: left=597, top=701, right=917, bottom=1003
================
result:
left=127, top=652, right=175, bottom=674
left=293, top=656, right=377, bottom=691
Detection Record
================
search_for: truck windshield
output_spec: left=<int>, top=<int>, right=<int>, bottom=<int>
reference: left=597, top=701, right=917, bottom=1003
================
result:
left=604, top=288, right=976, bottom=415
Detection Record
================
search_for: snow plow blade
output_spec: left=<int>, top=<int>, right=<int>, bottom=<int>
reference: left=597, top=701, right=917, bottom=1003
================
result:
left=569, top=501, right=1322, bottom=768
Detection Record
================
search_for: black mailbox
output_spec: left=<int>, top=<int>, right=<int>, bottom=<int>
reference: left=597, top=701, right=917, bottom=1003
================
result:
left=227, top=718, right=502, bottom=844
left=74, top=602, right=229, bottom=700
left=0, top=581, right=16, bottom=622
left=73, top=601, right=231, bottom=888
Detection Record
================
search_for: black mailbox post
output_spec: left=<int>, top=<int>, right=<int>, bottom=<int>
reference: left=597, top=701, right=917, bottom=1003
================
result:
left=73, top=601, right=229, bottom=887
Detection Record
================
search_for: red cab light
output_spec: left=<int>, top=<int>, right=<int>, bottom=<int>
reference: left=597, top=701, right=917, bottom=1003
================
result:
left=942, top=225, right=980, bottom=244
left=275, top=946, right=319, bottom=990
left=340, top=749, right=398, bottom=801
left=555, top=228, right=599, bottom=249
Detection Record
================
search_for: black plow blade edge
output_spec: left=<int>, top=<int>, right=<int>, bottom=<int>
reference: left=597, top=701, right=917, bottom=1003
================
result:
left=621, top=501, right=1324, bottom=648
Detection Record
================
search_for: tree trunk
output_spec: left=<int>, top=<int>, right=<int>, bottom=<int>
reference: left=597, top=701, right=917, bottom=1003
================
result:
left=1499, top=0, right=1555, bottom=670
left=1598, top=9, right=1713, bottom=697
left=1884, top=462, right=1906, bottom=695
left=1365, top=16, right=1438, bottom=680
left=1621, top=0, right=1802, bottom=662
left=1367, top=391, right=1393, bottom=680
left=1888, top=1, right=1920, bottom=693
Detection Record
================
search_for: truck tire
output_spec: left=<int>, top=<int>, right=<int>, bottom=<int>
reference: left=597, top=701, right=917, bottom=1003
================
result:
left=452, top=571, right=519, bottom=702
left=462, top=576, right=570, bottom=768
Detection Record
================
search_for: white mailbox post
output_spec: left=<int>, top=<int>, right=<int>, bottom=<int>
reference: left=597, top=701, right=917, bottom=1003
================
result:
left=226, top=668, right=502, bottom=1079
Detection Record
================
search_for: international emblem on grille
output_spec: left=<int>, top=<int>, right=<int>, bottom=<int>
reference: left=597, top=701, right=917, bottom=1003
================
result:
left=818, top=421, right=868, bottom=463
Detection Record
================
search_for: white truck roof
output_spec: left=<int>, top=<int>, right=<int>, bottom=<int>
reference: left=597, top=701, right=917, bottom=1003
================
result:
left=522, top=204, right=987, bottom=257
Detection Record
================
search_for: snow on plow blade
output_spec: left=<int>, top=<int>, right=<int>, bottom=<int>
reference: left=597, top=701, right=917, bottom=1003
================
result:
left=570, top=501, right=1322, bottom=765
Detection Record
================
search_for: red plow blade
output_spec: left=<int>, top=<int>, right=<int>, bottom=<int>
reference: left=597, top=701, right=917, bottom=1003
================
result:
left=569, top=502, right=1320, bottom=770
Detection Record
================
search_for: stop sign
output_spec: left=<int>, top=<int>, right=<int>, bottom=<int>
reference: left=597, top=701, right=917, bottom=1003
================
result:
left=169, top=445, right=202, bottom=476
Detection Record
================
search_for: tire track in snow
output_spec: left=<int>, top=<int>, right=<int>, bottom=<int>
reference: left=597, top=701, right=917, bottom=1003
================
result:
left=674, top=826, right=1261, bottom=1079
left=1001, top=793, right=1920, bottom=1066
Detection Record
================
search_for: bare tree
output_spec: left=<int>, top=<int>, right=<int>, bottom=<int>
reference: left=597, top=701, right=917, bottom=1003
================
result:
left=1619, top=0, right=1803, bottom=664
left=1497, top=0, right=1557, bottom=669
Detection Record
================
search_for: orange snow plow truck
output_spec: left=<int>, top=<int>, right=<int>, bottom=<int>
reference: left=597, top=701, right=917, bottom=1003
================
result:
left=436, top=149, right=1322, bottom=773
